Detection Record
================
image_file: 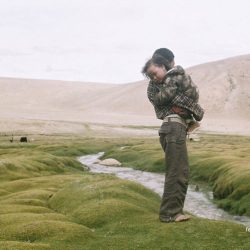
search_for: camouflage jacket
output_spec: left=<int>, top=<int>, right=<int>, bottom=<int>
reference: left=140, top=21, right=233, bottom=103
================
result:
left=163, top=65, right=199, bottom=102
left=147, top=66, right=204, bottom=121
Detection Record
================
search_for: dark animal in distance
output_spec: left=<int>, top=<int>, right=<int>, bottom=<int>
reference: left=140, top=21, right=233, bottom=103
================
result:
left=20, top=137, right=28, bottom=143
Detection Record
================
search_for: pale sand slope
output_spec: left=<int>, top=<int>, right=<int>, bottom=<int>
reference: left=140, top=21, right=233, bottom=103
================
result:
left=0, top=54, right=250, bottom=135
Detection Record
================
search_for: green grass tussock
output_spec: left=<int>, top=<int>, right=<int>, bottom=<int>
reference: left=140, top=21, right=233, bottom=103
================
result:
left=0, top=153, right=83, bottom=182
left=3, top=220, right=93, bottom=242
left=0, top=174, right=96, bottom=248
left=0, top=138, right=96, bottom=249
left=49, top=175, right=159, bottom=228
left=187, top=134, right=250, bottom=216
left=0, top=204, right=52, bottom=214
left=0, top=241, right=51, bottom=250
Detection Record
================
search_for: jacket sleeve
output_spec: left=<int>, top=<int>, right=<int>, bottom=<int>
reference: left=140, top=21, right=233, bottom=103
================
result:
left=147, top=81, right=178, bottom=106
left=177, top=73, right=199, bottom=102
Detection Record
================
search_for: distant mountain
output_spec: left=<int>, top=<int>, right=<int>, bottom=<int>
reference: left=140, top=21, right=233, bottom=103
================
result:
left=187, top=54, right=250, bottom=118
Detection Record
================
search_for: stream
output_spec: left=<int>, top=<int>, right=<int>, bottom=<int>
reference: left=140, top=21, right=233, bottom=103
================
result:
left=78, top=152, right=250, bottom=227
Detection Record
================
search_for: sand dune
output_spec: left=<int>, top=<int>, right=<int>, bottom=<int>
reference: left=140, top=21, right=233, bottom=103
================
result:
left=1, top=54, right=250, bottom=135
left=187, top=54, right=250, bottom=117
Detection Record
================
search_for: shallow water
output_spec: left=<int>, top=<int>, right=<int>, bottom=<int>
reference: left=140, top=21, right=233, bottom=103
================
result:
left=78, top=152, right=250, bottom=227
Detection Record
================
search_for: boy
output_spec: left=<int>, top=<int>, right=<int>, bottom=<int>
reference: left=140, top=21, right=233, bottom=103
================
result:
left=142, top=49, right=204, bottom=223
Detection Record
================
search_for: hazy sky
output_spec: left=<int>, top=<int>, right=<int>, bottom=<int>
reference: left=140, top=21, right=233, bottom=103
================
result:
left=0, top=0, right=250, bottom=83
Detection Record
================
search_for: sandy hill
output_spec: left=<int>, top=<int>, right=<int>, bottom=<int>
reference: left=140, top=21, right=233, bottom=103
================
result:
left=187, top=54, right=250, bottom=118
left=1, top=54, right=250, bottom=135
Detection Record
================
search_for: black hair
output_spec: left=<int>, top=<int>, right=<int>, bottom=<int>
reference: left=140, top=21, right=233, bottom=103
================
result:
left=141, top=55, right=172, bottom=79
left=153, top=48, right=175, bottom=62
left=141, top=58, right=153, bottom=79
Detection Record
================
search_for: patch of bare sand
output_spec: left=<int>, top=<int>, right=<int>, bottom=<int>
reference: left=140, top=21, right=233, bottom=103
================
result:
left=0, top=118, right=159, bottom=138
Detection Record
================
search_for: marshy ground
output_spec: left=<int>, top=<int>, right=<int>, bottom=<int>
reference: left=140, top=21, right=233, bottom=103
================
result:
left=0, top=133, right=249, bottom=249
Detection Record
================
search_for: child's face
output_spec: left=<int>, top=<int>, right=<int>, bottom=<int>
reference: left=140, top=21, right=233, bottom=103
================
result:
left=147, top=64, right=167, bottom=83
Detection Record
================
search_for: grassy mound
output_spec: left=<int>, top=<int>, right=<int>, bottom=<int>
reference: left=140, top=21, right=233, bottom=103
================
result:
left=0, top=150, right=83, bottom=182
left=0, top=241, right=50, bottom=250
left=189, top=134, right=250, bottom=216
left=0, top=174, right=96, bottom=250
left=49, top=175, right=159, bottom=228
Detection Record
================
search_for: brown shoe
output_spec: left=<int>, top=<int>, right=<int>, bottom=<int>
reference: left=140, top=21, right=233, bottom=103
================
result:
left=174, top=214, right=191, bottom=222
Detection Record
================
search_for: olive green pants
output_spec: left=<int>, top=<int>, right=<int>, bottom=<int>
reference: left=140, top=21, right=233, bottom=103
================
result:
left=158, top=121, right=189, bottom=222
